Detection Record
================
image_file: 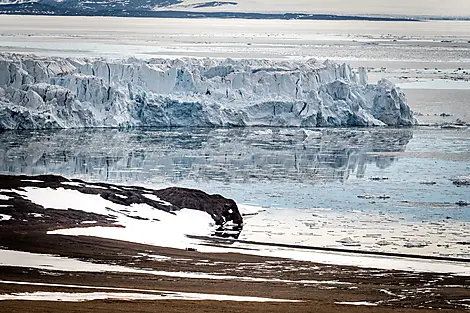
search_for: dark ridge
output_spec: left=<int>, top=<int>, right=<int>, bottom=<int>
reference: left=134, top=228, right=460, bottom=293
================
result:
left=0, top=174, right=243, bottom=229
left=0, top=3, right=420, bottom=21
left=192, top=1, right=238, bottom=9
left=155, top=186, right=243, bottom=226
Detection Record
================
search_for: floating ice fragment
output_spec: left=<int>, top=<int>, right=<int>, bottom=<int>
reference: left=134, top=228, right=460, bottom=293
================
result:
left=357, top=194, right=391, bottom=199
left=336, top=237, right=361, bottom=246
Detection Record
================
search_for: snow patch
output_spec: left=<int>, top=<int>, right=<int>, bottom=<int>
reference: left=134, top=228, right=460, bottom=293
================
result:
left=16, top=187, right=215, bottom=249
left=137, top=253, right=172, bottom=261
left=0, top=249, right=345, bottom=285
left=28, top=213, right=44, bottom=218
left=61, top=181, right=83, bottom=187
left=0, top=280, right=301, bottom=302
left=335, top=301, right=378, bottom=306
left=21, top=179, right=43, bottom=183
left=0, top=214, right=11, bottom=221
left=0, top=291, right=300, bottom=302
left=143, top=194, right=172, bottom=206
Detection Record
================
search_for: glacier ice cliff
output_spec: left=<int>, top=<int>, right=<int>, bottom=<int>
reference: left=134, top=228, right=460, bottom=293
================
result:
left=0, top=53, right=416, bottom=129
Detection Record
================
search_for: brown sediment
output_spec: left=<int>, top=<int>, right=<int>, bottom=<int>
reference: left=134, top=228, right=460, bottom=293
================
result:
left=1, top=219, right=469, bottom=312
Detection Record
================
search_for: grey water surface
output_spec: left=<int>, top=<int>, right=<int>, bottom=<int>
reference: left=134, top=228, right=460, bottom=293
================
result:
left=1, top=126, right=470, bottom=256
left=1, top=127, right=468, bottom=221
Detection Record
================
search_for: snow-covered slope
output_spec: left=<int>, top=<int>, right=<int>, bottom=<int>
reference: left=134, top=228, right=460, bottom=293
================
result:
left=0, top=53, right=415, bottom=129
left=0, top=0, right=181, bottom=10
left=1, top=0, right=469, bottom=18
left=164, top=0, right=470, bottom=18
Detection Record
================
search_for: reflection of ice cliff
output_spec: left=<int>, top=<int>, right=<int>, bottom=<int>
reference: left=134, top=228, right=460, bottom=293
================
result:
left=0, top=128, right=412, bottom=183
left=0, top=54, right=415, bottom=129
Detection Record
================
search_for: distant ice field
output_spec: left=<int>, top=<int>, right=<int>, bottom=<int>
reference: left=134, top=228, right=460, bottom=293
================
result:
left=0, top=16, right=469, bottom=64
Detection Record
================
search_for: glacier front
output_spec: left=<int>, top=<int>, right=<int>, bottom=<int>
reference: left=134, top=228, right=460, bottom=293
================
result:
left=0, top=53, right=415, bottom=129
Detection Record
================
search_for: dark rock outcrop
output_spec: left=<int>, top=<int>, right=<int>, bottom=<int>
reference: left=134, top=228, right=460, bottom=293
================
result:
left=0, top=174, right=243, bottom=230
left=155, top=187, right=243, bottom=226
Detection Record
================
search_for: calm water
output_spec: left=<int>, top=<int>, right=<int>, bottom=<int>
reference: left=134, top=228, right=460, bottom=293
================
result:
left=0, top=127, right=468, bottom=215
left=1, top=127, right=469, bottom=256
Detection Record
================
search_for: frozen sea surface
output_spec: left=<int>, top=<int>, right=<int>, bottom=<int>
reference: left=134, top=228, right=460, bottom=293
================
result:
left=1, top=16, right=469, bottom=66
left=166, top=0, right=470, bottom=18
left=0, top=127, right=469, bottom=258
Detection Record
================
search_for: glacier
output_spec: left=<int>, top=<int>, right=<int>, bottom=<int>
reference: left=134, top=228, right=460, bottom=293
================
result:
left=0, top=53, right=415, bottom=129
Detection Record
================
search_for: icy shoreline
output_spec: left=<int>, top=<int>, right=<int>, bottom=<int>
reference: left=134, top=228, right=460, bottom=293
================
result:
left=0, top=53, right=415, bottom=130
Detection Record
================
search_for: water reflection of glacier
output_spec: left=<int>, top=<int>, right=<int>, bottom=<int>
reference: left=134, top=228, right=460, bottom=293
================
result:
left=0, top=128, right=412, bottom=184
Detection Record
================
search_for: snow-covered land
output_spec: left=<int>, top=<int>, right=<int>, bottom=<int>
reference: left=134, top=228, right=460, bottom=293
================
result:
left=0, top=53, right=415, bottom=129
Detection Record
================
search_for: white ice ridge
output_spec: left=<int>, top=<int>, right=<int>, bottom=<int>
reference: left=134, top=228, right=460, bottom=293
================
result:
left=0, top=53, right=415, bottom=129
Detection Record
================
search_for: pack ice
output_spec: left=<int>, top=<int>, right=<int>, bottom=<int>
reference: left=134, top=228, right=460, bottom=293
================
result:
left=0, top=54, right=416, bottom=129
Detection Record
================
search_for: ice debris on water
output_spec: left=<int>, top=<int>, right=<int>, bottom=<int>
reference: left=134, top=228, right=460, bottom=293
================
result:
left=0, top=53, right=416, bottom=130
left=357, top=194, right=391, bottom=199
left=376, top=240, right=392, bottom=246
left=451, top=176, right=470, bottom=186
left=404, top=241, right=430, bottom=248
left=336, top=237, right=361, bottom=246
